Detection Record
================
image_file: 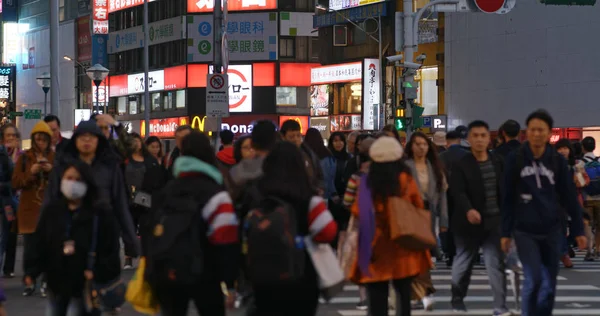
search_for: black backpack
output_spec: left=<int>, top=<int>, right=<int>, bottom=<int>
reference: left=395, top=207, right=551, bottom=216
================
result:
left=146, top=192, right=205, bottom=286
left=245, top=197, right=306, bottom=286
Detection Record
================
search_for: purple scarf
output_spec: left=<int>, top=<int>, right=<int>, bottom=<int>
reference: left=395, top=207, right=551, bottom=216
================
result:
left=357, top=174, right=375, bottom=277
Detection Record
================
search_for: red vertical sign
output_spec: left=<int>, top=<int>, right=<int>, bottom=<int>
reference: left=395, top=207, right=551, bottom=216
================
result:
left=77, top=17, right=92, bottom=61
left=92, top=0, right=109, bottom=34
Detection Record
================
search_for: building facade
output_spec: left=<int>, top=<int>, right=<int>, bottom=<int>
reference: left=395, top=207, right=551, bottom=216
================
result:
left=445, top=0, right=600, bottom=130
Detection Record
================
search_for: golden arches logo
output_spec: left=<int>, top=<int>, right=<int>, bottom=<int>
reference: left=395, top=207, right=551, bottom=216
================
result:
left=191, top=116, right=208, bottom=132
left=140, top=121, right=146, bottom=137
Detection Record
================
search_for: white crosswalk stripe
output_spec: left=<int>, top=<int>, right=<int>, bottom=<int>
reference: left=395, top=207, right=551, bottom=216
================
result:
left=325, top=251, right=600, bottom=316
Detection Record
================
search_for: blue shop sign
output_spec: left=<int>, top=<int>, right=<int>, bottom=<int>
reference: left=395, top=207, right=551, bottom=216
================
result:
left=313, top=2, right=388, bottom=28
left=2, top=0, right=19, bottom=22
left=91, top=34, right=109, bottom=67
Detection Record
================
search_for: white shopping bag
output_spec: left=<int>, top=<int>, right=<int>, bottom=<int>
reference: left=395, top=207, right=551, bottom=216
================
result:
left=304, top=236, right=345, bottom=301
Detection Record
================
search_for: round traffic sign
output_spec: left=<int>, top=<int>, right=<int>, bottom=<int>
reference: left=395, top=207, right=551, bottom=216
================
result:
left=474, top=0, right=506, bottom=13
left=209, top=74, right=225, bottom=90
left=222, top=33, right=229, bottom=73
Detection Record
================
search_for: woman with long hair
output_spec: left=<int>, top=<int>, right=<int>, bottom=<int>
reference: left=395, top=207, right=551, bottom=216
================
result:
left=12, top=121, right=55, bottom=297
left=123, top=132, right=167, bottom=268
left=252, top=141, right=337, bottom=316
left=0, top=123, right=21, bottom=278
left=304, top=128, right=337, bottom=201
left=24, top=161, right=120, bottom=316
left=555, top=138, right=590, bottom=267
left=349, top=136, right=431, bottom=316
left=233, top=135, right=255, bottom=164
left=145, top=136, right=164, bottom=165
left=404, top=131, right=448, bottom=311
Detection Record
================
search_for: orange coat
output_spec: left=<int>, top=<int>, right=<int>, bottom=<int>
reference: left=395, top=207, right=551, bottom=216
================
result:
left=12, top=149, right=54, bottom=234
left=349, top=172, right=432, bottom=284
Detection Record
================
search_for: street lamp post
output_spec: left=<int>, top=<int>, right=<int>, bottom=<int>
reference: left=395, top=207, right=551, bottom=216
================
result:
left=36, top=72, right=51, bottom=117
left=64, top=56, right=87, bottom=110
left=86, top=64, right=110, bottom=114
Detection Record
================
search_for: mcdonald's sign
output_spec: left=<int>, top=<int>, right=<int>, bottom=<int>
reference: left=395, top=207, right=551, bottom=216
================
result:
left=140, top=116, right=188, bottom=138
left=279, top=116, right=309, bottom=135
left=191, top=115, right=208, bottom=132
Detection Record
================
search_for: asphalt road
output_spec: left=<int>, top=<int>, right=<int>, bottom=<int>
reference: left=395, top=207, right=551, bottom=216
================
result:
left=3, top=244, right=600, bottom=315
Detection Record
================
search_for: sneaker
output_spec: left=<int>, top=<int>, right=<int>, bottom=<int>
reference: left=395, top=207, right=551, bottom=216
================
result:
left=22, top=286, right=35, bottom=297
left=568, top=247, right=576, bottom=258
left=452, top=302, right=467, bottom=313
left=356, top=301, right=368, bottom=310
left=561, top=254, right=574, bottom=268
left=411, top=300, right=423, bottom=310
left=584, top=252, right=595, bottom=262
left=123, top=258, right=133, bottom=270
left=40, top=283, right=47, bottom=298
left=422, top=295, right=435, bottom=311
left=493, top=309, right=513, bottom=316
left=3, top=272, right=14, bottom=278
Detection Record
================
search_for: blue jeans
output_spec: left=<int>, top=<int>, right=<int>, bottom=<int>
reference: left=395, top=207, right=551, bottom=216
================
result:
left=514, top=230, right=561, bottom=316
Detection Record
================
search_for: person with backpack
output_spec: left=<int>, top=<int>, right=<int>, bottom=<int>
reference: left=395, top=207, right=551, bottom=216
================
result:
left=246, top=141, right=337, bottom=316
left=580, top=136, right=600, bottom=261
left=24, top=161, right=120, bottom=316
left=147, top=131, right=239, bottom=316
left=448, top=121, right=509, bottom=316
left=501, top=110, right=587, bottom=316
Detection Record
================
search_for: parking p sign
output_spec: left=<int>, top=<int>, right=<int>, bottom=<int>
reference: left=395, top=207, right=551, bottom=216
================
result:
left=422, top=115, right=447, bottom=132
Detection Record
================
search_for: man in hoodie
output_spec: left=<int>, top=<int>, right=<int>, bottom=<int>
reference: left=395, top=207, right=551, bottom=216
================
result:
left=501, top=110, right=587, bottom=316
left=217, top=130, right=236, bottom=168
left=43, top=120, right=140, bottom=258
left=494, top=119, right=521, bottom=160
left=280, top=119, right=324, bottom=193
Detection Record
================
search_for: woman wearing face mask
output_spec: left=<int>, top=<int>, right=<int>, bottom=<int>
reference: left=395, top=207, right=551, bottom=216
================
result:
left=404, top=132, right=448, bottom=311
left=12, top=121, right=55, bottom=297
left=24, top=161, right=120, bottom=316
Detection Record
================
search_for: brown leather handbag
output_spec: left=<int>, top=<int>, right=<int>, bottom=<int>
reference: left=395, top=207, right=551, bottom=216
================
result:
left=388, top=195, right=436, bottom=251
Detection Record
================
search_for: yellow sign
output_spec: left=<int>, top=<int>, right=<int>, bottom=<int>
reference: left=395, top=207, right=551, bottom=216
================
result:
left=191, top=115, right=207, bottom=132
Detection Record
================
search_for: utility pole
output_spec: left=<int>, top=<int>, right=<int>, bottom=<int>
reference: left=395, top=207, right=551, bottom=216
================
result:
left=214, top=0, right=224, bottom=149
left=50, top=0, right=60, bottom=116
left=397, top=0, right=458, bottom=138
left=143, top=0, right=150, bottom=138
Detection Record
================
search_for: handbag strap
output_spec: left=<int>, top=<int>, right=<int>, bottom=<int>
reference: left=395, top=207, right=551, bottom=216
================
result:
left=86, top=215, right=99, bottom=271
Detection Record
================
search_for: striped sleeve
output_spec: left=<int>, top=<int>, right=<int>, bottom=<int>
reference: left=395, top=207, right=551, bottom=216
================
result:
left=343, top=174, right=361, bottom=208
left=201, top=191, right=239, bottom=245
left=308, top=196, right=337, bottom=243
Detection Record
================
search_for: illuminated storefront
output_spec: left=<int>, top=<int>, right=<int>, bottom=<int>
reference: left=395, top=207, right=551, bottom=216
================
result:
left=310, top=59, right=381, bottom=131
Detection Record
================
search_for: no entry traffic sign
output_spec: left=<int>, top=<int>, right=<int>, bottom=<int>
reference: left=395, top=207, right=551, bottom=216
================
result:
left=209, top=74, right=225, bottom=90
left=474, top=0, right=506, bottom=13
left=206, top=73, right=230, bottom=118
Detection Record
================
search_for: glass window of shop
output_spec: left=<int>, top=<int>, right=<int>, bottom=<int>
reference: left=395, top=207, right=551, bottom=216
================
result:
left=332, top=82, right=362, bottom=115
left=114, top=90, right=185, bottom=115
left=416, top=67, right=438, bottom=115
left=277, top=87, right=297, bottom=107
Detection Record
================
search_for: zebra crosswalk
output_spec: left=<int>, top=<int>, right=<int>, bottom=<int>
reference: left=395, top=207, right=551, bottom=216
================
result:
left=321, top=251, right=600, bottom=316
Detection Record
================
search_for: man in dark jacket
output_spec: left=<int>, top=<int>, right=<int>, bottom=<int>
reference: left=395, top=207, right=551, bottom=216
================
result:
left=450, top=120, right=509, bottom=315
left=439, top=131, right=467, bottom=267
left=164, top=125, right=193, bottom=175
left=44, top=115, right=70, bottom=154
left=494, top=119, right=521, bottom=160
left=43, top=120, right=140, bottom=257
left=280, top=119, right=324, bottom=193
left=501, top=110, right=587, bottom=316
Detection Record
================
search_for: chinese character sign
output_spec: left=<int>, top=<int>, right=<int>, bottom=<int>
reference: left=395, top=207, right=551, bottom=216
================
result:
left=93, top=0, right=109, bottom=34
left=108, top=16, right=186, bottom=54
left=362, top=58, right=380, bottom=130
left=187, top=13, right=278, bottom=62
left=0, top=67, right=16, bottom=103
left=188, top=0, right=277, bottom=13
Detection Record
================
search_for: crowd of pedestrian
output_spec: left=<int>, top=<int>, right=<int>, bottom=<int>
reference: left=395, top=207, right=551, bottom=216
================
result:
left=0, top=108, right=592, bottom=316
